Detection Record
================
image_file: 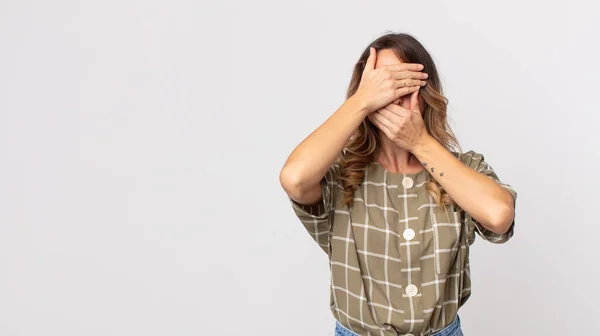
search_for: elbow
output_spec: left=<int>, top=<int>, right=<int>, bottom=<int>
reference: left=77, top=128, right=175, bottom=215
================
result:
left=491, top=188, right=516, bottom=234
left=488, top=204, right=515, bottom=234
left=279, top=165, right=305, bottom=199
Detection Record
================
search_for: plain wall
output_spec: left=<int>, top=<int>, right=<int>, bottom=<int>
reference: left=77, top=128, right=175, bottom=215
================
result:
left=1, top=1, right=598, bottom=335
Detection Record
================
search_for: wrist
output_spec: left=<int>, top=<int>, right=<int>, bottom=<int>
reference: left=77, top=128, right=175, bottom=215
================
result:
left=346, top=94, right=370, bottom=117
left=412, top=134, right=436, bottom=157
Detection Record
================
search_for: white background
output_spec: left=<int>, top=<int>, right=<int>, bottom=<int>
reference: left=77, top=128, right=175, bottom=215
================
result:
left=1, top=1, right=598, bottom=335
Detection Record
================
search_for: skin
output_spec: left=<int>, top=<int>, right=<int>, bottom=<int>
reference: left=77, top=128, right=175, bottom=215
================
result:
left=279, top=47, right=425, bottom=211
left=367, top=48, right=428, bottom=175
left=280, top=47, right=515, bottom=235
left=366, top=49, right=515, bottom=234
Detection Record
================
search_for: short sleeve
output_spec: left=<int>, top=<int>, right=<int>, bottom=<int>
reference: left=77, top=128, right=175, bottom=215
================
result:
left=288, top=162, right=341, bottom=254
left=460, top=150, right=518, bottom=245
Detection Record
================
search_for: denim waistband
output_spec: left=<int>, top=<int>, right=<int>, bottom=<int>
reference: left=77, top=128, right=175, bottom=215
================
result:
left=431, top=315, right=461, bottom=336
left=335, top=315, right=461, bottom=336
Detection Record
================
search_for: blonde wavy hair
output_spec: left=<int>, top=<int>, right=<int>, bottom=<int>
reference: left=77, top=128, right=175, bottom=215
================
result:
left=339, top=33, right=462, bottom=213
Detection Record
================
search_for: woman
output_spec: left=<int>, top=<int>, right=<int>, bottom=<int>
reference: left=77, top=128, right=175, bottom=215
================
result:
left=279, top=33, right=517, bottom=336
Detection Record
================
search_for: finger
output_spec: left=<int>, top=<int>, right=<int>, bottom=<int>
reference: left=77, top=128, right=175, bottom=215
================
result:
left=381, top=103, right=410, bottom=118
left=410, top=89, right=420, bottom=113
left=364, top=47, right=376, bottom=71
left=379, top=104, right=406, bottom=119
left=372, top=110, right=397, bottom=131
left=395, top=85, right=420, bottom=99
left=377, top=104, right=414, bottom=129
left=377, top=107, right=400, bottom=123
left=394, top=78, right=427, bottom=89
left=381, top=63, right=424, bottom=72
left=391, top=71, right=429, bottom=81
left=369, top=113, right=394, bottom=137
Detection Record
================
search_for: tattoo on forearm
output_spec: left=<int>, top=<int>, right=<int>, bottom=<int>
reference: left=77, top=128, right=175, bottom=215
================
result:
left=423, top=162, right=444, bottom=177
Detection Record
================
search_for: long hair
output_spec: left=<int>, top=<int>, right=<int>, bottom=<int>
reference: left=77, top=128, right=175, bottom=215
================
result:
left=339, top=32, right=462, bottom=213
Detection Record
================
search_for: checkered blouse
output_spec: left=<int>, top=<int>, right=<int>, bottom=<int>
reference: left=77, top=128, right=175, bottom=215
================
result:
left=288, top=150, right=517, bottom=336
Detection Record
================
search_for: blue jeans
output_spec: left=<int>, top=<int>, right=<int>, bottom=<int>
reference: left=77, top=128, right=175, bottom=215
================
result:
left=335, top=315, right=463, bottom=336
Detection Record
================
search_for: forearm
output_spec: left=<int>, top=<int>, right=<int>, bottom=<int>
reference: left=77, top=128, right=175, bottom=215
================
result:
left=281, top=96, right=367, bottom=194
left=412, top=136, right=515, bottom=233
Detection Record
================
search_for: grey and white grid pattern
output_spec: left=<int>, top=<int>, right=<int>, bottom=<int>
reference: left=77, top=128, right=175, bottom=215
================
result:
left=289, top=150, right=518, bottom=336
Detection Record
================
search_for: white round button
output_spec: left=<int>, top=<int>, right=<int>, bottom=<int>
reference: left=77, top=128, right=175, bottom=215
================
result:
left=405, top=284, right=418, bottom=297
left=402, top=176, right=414, bottom=189
left=403, top=228, right=415, bottom=241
